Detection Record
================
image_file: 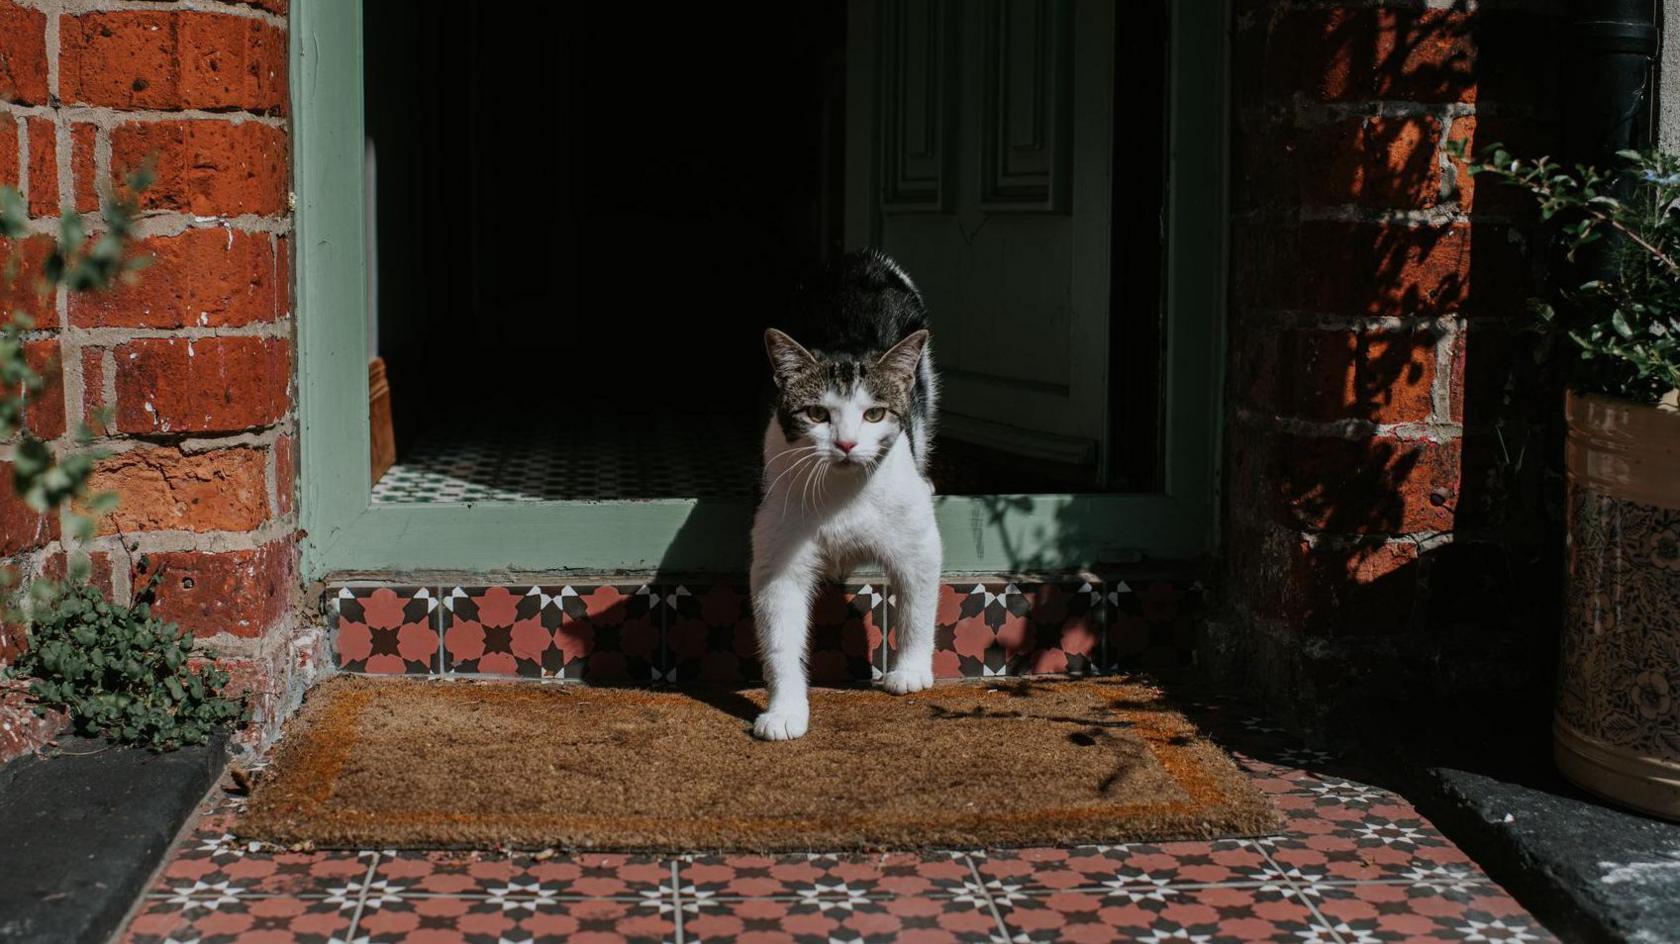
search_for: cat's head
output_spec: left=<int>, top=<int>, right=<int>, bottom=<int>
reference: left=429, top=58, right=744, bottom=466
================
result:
left=763, top=327, right=929, bottom=468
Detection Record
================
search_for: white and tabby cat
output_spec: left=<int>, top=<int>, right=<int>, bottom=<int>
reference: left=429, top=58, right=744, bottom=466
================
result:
left=750, top=249, right=941, bottom=741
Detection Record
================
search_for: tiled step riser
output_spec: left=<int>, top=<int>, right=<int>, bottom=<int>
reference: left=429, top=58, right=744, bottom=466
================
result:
left=329, top=577, right=1200, bottom=684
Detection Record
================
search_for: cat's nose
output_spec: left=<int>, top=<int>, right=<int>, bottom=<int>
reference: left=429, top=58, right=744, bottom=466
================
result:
left=836, top=440, right=857, bottom=454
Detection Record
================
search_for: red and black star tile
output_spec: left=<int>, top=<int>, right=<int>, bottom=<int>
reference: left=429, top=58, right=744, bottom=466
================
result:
left=331, top=586, right=441, bottom=674
left=440, top=584, right=663, bottom=681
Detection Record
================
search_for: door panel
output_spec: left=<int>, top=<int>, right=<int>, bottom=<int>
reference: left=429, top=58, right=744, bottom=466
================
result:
left=847, top=0, right=1114, bottom=475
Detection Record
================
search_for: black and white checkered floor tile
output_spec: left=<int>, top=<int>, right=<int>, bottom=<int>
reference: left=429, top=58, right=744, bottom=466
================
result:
left=371, top=417, right=763, bottom=503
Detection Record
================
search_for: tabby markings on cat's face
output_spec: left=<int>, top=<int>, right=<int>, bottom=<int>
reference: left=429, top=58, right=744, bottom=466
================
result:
left=764, top=328, right=928, bottom=467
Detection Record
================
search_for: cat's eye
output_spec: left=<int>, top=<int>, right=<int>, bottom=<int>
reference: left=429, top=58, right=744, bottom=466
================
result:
left=804, top=406, right=829, bottom=423
left=863, top=407, right=887, bottom=422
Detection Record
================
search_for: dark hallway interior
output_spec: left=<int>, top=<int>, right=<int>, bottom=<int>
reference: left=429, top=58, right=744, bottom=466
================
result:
left=361, top=1, right=1166, bottom=501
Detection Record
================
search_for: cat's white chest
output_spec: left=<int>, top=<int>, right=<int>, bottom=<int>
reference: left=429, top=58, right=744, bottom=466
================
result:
left=812, top=444, right=931, bottom=556
left=754, top=415, right=935, bottom=578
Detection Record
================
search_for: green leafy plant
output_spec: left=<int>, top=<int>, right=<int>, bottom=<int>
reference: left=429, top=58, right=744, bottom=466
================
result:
left=1454, top=144, right=1680, bottom=406
left=10, top=571, right=245, bottom=751
left=3, top=166, right=242, bottom=750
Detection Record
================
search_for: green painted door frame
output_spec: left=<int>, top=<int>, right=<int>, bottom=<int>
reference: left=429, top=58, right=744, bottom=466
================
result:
left=292, top=0, right=1228, bottom=579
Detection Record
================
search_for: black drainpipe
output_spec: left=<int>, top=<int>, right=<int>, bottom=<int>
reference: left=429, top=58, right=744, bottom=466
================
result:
left=1563, top=0, right=1659, bottom=165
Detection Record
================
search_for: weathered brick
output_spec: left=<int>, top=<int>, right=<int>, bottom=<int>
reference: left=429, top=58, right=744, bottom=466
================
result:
left=0, top=1, right=49, bottom=106
left=138, top=542, right=292, bottom=638
left=24, top=116, right=54, bottom=217
left=60, top=11, right=287, bottom=113
left=1234, top=220, right=1530, bottom=318
left=1276, top=434, right=1461, bottom=534
left=1266, top=9, right=1475, bottom=105
left=70, top=123, right=98, bottom=213
left=1236, top=324, right=1439, bottom=426
left=40, top=550, right=115, bottom=598
left=1283, top=327, right=1438, bottom=425
left=1248, top=9, right=1556, bottom=109
left=110, top=120, right=288, bottom=216
left=1320, top=116, right=1443, bottom=208
left=15, top=338, right=65, bottom=439
left=0, top=461, right=56, bottom=556
left=86, top=446, right=269, bottom=535
left=0, top=234, right=54, bottom=325
left=70, top=229, right=279, bottom=328
left=109, top=336, right=290, bottom=434
left=1289, top=537, right=1421, bottom=636
left=0, top=118, right=17, bottom=193
left=1240, top=115, right=1446, bottom=210
left=272, top=432, right=294, bottom=517
left=1223, top=522, right=1422, bottom=637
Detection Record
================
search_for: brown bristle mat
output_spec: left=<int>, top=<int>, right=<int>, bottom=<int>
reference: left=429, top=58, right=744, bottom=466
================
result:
left=239, top=676, right=1278, bottom=852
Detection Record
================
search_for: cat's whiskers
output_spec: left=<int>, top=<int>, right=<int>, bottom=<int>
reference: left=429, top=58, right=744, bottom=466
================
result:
left=777, top=452, right=825, bottom=520
left=801, top=457, right=828, bottom=516
left=799, top=456, right=826, bottom=513
left=764, top=448, right=823, bottom=496
left=796, top=457, right=818, bottom=517
left=765, top=443, right=821, bottom=470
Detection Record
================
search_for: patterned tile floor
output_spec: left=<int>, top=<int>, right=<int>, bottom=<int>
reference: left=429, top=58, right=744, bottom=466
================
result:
left=119, top=695, right=1556, bottom=944
left=368, top=419, right=1100, bottom=504
left=372, top=415, right=763, bottom=503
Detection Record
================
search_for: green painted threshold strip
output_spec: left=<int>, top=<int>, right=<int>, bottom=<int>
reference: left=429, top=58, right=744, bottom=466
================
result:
left=307, top=492, right=1209, bottom=577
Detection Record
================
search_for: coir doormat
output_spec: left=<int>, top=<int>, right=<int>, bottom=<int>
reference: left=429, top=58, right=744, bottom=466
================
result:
left=239, top=676, right=1277, bottom=852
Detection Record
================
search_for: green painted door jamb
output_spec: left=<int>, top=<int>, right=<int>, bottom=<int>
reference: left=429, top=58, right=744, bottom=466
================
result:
left=290, top=0, right=1227, bottom=579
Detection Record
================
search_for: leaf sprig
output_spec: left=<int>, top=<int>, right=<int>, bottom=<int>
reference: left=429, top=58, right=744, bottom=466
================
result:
left=1453, top=142, right=1680, bottom=405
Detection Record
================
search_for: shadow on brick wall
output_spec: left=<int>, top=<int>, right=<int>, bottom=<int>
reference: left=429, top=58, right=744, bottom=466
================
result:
left=1213, top=2, right=1569, bottom=740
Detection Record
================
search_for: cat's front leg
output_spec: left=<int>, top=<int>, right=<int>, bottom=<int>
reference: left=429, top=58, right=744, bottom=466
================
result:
left=881, top=516, right=941, bottom=695
left=749, top=544, right=820, bottom=741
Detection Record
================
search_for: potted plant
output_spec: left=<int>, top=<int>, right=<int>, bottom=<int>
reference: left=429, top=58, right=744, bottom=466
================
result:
left=1465, top=147, right=1680, bottom=819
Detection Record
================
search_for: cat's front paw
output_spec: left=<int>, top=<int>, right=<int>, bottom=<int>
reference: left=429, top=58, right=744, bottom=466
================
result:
left=752, top=707, right=810, bottom=741
left=882, top=667, right=934, bottom=695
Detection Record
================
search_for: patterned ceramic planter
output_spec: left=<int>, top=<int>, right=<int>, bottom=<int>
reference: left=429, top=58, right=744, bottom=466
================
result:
left=1556, top=389, right=1680, bottom=820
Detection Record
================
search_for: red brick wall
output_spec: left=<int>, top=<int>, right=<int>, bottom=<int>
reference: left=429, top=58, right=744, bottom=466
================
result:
left=1213, top=0, right=1563, bottom=726
left=0, top=0, right=298, bottom=735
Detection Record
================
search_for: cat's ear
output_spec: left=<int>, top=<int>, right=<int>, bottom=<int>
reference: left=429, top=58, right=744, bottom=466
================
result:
left=875, top=329, right=929, bottom=382
left=765, top=328, right=817, bottom=387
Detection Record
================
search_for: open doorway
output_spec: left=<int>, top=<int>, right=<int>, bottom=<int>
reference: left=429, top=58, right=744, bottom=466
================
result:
left=361, top=1, right=1165, bottom=504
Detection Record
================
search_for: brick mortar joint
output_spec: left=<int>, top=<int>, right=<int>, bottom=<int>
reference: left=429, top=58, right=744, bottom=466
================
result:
left=1233, top=309, right=1475, bottom=331
left=0, top=422, right=292, bottom=461
left=1300, top=529, right=1455, bottom=552
left=8, top=212, right=293, bottom=238
left=23, top=0, right=288, bottom=31
left=63, top=321, right=294, bottom=344
left=198, top=619, right=315, bottom=664
left=11, top=515, right=297, bottom=591
left=1239, top=100, right=1479, bottom=127
left=1232, top=204, right=1532, bottom=227
left=1226, top=515, right=1455, bottom=550
left=72, top=516, right=297, bottom=556
left=1242, top=0, right=1549, bottom=11
left=1236, top=100, right=1554, bottom=126
left=15, top=117, right=30, bottom=210
left=1297, top=204, right=1471, bottom=225
left=1230, top=406, right=1464, bottom=442
left=9, top=105, right=288, bottom=126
